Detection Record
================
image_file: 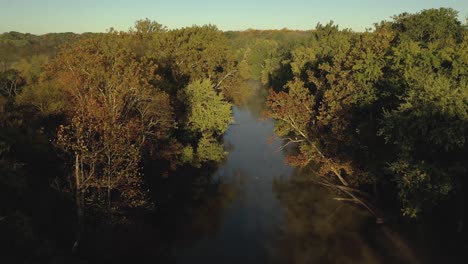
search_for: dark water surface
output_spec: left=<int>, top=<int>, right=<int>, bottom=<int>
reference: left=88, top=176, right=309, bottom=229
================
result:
left=71, top=81, right=462, bottom=264
left=2, top=82, right=464, bottom=263
left=170, top=82, right=425, bottom=264
left=176, top=90, right=292, bottom=263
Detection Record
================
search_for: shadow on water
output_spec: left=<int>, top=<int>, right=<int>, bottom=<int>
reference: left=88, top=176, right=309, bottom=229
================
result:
left=3, top=80, right=462, bottom=263
left=174, top=80, right=293, bottom=264
left=170, top=80, right=425, bottom=264
left=271, top=172, right=423, bottom=264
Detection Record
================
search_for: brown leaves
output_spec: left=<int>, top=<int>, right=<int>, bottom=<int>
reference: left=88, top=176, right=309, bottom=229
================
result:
left=52, top=33, right=177, bottom=211
left=267, top=79, right=315, bottom=144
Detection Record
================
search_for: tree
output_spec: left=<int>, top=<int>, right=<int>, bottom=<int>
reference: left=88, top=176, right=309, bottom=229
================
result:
left=266, top=8, right=468, bottom=220
left=182, top=79, right=232, bottom=135
left=12, top=55, right=49, bottom=84
left=180, top=79, right=232, bottom=166
left=131, top=18, right=167, bottom=37
left=151, top=25, right=238, bottom=91
left=46, top=31, right=175, bottom=247
left=0, top=69, right=24, bottom=97
left=266, top=23, right=390, bottom=219
left=392, top=8, right=464, bottom=43
left=380, top=57, right=468, bottom=217
left=15, top=81, right=65, bottom=115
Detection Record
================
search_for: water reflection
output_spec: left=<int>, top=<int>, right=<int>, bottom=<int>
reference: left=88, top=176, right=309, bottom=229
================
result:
left=2, top=81, right=452, bottom=263
left=176, top=82, right=293, bottom=263
left=174, top=81, right=423, bottom=264
left=271, top=172, right=421, bottom=264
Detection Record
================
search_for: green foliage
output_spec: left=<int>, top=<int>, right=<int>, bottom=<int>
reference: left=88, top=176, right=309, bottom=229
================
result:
left=132, top=18, right=167, bottom=36
left=196, top=134, right=227, bottom=164
left=181, top=145, right=195, bottom=164
left=182, top=79, right=232, bottom=135
left=387, top=159, right=452, bottom=218
left=266, top=8, right=468, bottom=218
left=226, top=29, right=307, bottom=89
left=392, top=8, right=464, bottom=43
left=381, top=76, right=468, bottom=151
left=379, top=74, right=467, bottom=218
left=180, top=133, right=227, bottom=167
left=238, top=59, right=250, bottom=80
left=0, top=31, right=89, bottom=70
left=178, top=79, right=232, bottom=165
left=153, top=24, right=236, bottom=89
left=1, top=9, right=466, bottom=227
left=246, top=39, right=279, bottom=80
left=0, top=20, right=241, bottom=217
left=12, top=55, right=49, bottom=84
left=16, top=82, right=65, bottom=115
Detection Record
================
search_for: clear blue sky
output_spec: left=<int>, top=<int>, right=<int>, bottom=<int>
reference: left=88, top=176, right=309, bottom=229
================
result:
left=1, top=0, right=467, bottom=34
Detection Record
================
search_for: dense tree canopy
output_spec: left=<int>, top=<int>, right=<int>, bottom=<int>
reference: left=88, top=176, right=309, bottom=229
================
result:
left=1, top=8, right=468, bottom=261
left=0, top=20, right=238, bottom=233
left=266, top=8, right=468, bottom=219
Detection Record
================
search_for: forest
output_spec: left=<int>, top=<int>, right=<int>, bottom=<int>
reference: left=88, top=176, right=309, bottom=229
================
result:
left=1, top=7, right=467, bottom=263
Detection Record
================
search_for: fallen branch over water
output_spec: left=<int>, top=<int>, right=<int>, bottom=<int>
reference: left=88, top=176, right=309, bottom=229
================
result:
left=313, top=178, right=385, bottom=224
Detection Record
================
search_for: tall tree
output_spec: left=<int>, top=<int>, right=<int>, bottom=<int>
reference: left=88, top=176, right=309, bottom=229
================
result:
left=46, top=31, right=175, bottom=246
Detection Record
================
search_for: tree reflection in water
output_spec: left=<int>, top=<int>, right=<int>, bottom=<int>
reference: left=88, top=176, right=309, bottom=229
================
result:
left=271, top=170, right=421, bottom=264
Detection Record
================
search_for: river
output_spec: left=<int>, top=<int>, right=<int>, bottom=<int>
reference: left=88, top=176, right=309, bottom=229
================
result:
left=167, top=81, right=426, bottom=264
left=78, top=81, right=455, bottom=263
left=175, top=82, right=292, bottom=263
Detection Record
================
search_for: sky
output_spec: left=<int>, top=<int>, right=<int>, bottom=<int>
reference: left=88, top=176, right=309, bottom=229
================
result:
left=1, top=0, right=467, bottom=34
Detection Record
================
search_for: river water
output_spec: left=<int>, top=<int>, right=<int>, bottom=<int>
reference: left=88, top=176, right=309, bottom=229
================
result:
left=79, top=81, right=454, bottom=263
left=169, top=81, right=426, bottom=264
left=175, top=86, right=292, bottom=263
left=2, top=82, right=463, bottom=263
